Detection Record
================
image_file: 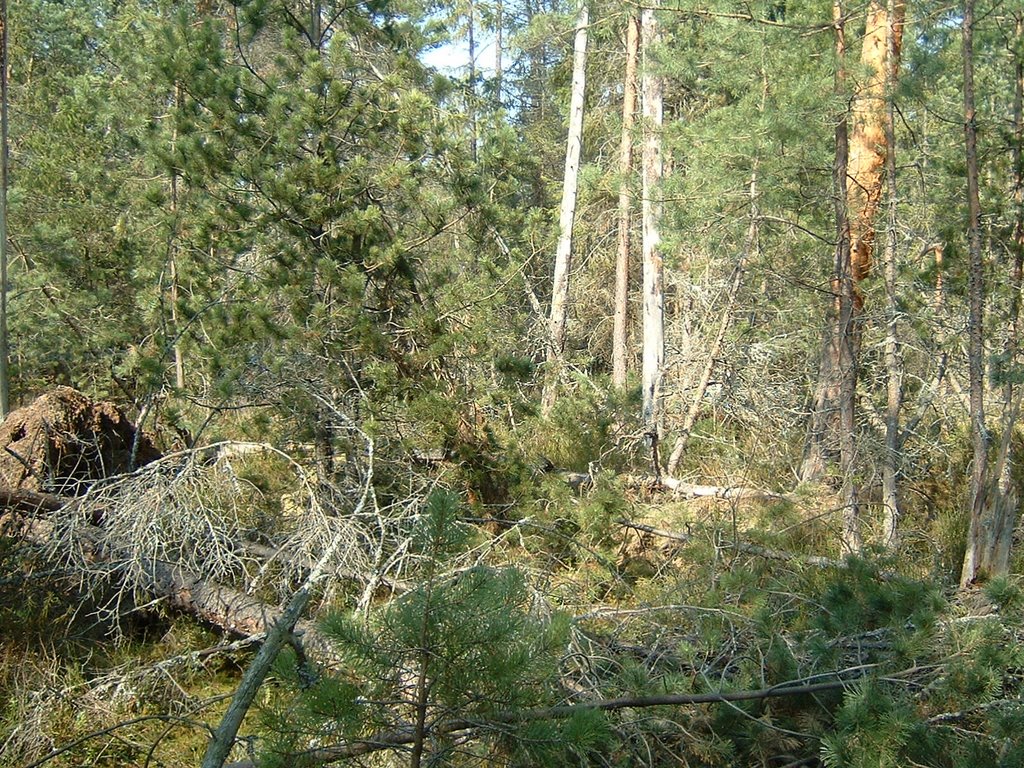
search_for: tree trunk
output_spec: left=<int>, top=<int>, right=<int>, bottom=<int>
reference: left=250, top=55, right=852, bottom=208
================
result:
left=641, top=5, right=664, bottom=435
left=169, top=84, right=186, bottom=391
left=971, top=12, right=1024, bottom=580
left=832, top=0, right=860, bottom=553
left=541, top=0, right=588, bottom=415
left=309, top=0, right=322, bottom=50
left=495, top=0, right=503, bottom=102
left=847, top=0, right=905, bottom=309
left=0, top=0, right=10, bottom=417
left=468, top=0, right=478, bottom=162
left=803, top=0, right=905, bottom=488
left=960, top=0, right=990, bottom=587
left=881, top=0, right=904, bottom=548
left=613, top=13, right=640, bottom=390
left=803, top=1, right=861, bottom=550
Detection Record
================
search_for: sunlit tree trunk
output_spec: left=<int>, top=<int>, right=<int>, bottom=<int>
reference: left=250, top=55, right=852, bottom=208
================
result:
left=881, top=0, right=904, bottom=548
left=641, top=5, right=664, bottom=440
left=0, top=0, right=10, bottom=417
left=971, top=11, right=1024, bottom=581
left=832, top=0, right=860, bottom=553
left=468, top=0, right=478, bottom=161
left=169, top=82, right=186, bottom=391
left=960, top=0, right=990, bottom=587
left=848, top=0, right=905, bottom=310
left=803, top=0, right=904, bottom=506
left=495, top=0, right=503, bottom=102
left=613, top=12, right=640, bottom=390
left=541, top=0, right=588, bottom=415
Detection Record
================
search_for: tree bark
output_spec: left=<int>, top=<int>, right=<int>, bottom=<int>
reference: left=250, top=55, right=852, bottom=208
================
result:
left=881, top=0, right=903, bottom=548
left=169, top=84, right=186, bottom=391
left=641, top=5, right=664, bottom=435
left=972, top=12, right=1024, bottom=580
left=833, top=1, right=861, bottom=553
left=541, top=0, right=589, bottom=415
left=803, top=0, right=905, bottom=492
left=847, top=0, right=905, bottom=309
left=495, top=0, right=503, bottom=102
left=0, top=0, right=10, bottom=417
left=467, top=0, right=478, bottom=161
left=960, top=0, right=990, bottom=587
left=613, top=12, right=640, bottom=390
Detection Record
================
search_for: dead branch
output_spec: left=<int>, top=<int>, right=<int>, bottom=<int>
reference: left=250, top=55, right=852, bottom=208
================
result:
left=223, top=676, right=856, bottom=768
left=619, top=518, right=846, bottom=570
left=563, top=472, right=792, bottom=503
left=202, top=402, right=376, bottom=768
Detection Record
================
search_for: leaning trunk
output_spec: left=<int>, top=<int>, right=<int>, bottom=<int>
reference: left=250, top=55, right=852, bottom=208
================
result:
left=541, top=0, right=589, bottom=415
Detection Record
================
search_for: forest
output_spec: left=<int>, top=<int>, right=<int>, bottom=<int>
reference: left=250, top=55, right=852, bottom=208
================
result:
left=0, top=0, right=1023, bottom=765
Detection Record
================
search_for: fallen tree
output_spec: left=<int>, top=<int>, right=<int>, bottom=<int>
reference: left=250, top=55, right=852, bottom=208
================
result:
left=563, top=472, right=793, bottom=503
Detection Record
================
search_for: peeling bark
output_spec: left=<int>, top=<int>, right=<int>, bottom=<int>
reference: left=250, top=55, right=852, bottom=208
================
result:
left=847, top=0, right=905, bottom=308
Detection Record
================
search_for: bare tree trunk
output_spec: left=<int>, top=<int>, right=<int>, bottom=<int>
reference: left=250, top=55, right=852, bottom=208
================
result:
left=613, top=13, right=640, bottom=390
left=541, top=0, right=589, bottom=415
left=960, top=0, right=990, bottom=587
left=0, top=0, right=10, bottom=417
left=881, top=0, right=904, bottom=548
left=831, top=0, right=860, bottom=553
left=976, top=12, right=1024, bottom=579
left=641, top=5, right=664, bottom=436
left=495, top=0, right=503, bottom=103
left=803, top=0, right=904, bottom=489
left=848, top=0, right=905, bottom=309
left=309, top=0, right=321, bottom=50
left=468, top=0, right=478, bottom=161
left=169, top=84, right=186, bottom=391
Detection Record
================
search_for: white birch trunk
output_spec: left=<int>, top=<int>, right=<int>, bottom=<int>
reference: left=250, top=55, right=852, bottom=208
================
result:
left=641, top=6, right=664, bottom=434
left=613, top=13, right=640, bottom=390
left=541, top=0, right=589, bottom=415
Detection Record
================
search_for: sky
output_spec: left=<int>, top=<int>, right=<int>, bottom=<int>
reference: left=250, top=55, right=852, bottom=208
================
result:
left=420, top=36, right=498, bottom=75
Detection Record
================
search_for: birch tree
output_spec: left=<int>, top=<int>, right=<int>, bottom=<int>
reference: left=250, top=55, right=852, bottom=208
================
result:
left=641, top=4, right=664, bottom=438
left=0, top=0, right=9, bottom=417
left=613, top=11, right=640, bottom=391
left=541, top=0, right=589, bottom=415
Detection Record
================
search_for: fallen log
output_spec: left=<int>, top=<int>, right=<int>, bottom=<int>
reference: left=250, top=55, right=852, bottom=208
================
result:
left=563, top=473, right=793, bottom=503
left=619, top=518, right=898, bottom=577
left=0, top=487, right=336, bottom=660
